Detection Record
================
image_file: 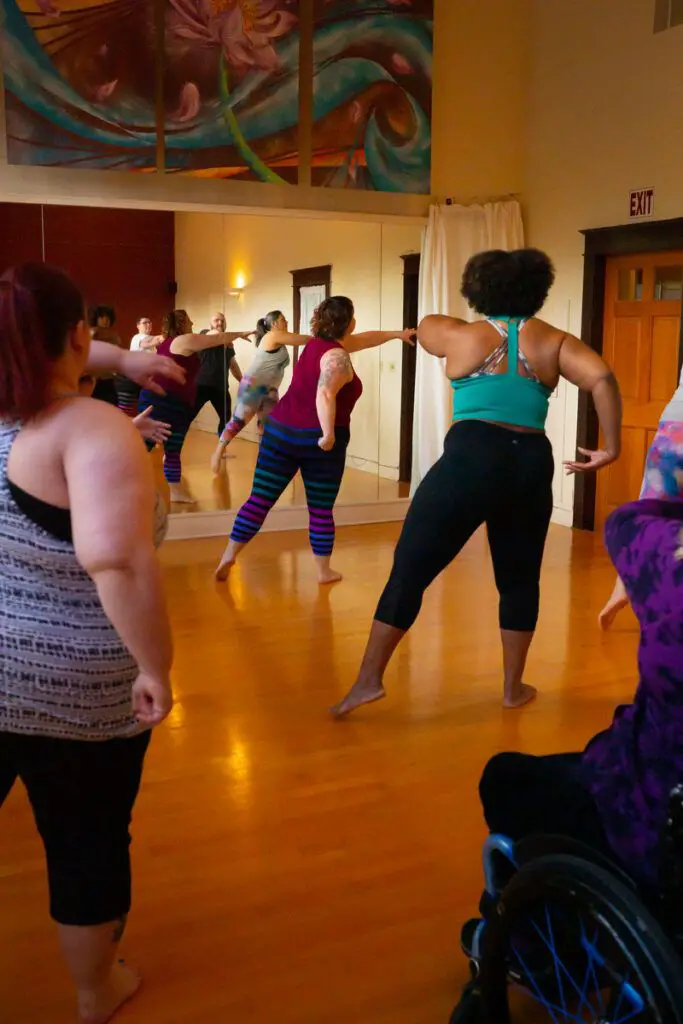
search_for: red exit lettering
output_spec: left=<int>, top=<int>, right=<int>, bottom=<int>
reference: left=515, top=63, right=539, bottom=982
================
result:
left=629, top=188, right=654, bottom=218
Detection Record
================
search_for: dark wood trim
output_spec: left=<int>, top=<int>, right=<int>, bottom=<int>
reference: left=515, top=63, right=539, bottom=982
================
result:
left=574, top=217, right=683, bottom=529
left=290, top=264, right=331, bottom=330
left=399, top=253, right=420, bottom=484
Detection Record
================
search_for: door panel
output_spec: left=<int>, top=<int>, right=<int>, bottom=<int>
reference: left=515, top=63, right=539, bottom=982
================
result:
left=595, top=251, right=683, bottom=528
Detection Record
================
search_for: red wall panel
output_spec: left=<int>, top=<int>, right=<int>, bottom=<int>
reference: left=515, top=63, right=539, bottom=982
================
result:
left=0, top=204, right=175, bottom=345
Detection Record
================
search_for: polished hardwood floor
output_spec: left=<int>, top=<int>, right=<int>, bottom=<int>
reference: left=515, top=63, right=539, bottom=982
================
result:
left=167, top=429, right=409, bottom=514
left=0, top=522, right=640, bottom=1023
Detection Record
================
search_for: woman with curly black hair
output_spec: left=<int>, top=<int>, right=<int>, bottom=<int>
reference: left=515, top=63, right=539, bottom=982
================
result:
left=88, top=305, right=123, bottom=406
left=333, top=248, right=623, bottom=717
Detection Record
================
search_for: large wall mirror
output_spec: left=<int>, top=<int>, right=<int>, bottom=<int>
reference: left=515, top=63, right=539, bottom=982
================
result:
left=0, top=202, right=423, bottom=523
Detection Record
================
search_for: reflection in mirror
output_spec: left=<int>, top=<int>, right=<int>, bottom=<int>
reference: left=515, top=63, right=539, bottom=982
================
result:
left=165, top=211, right=423, bottom=516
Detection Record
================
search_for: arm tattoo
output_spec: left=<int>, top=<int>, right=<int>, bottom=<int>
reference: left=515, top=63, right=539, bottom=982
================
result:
left=318, top=349, right=352, bottom=390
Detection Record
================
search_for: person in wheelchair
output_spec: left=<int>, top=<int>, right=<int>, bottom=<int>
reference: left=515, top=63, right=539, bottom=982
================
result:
left=452, top=493, right=683, bottom=1023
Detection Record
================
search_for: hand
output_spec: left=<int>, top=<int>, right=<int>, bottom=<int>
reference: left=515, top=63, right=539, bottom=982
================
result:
left=132, top=672, right=173, bottom=726
left=563, top=447, right=618, bottom=474
left=210, top=445, right=225, bottom=475
left=400, top=328, right=417, bottom=345
left=121, top=351, right=186, bottom=395
left=133, top=406, right=172, bottom=445
left=318, top=434, right=335, bottom=452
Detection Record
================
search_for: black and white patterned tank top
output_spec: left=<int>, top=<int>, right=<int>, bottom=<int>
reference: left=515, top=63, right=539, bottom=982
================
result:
left=0, top=421, right=144, bottom=741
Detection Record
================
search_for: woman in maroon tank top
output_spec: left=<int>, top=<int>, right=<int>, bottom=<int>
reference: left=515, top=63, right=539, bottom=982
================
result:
left=216, top=297, right=414, bottom=584
left=138, top=309, right=251, bottom=504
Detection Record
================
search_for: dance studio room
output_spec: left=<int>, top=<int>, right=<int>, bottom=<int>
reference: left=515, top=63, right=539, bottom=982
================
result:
left=1, top=1, right=683, bottom=1022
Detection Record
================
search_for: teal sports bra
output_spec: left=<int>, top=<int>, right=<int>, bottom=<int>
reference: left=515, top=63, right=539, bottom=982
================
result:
left=450, top=317, right=552, bottom=430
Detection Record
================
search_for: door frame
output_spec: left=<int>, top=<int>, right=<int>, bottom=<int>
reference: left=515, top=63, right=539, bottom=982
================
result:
left=399, top=253, right=420, bottom=483
left=574, top=217, right=683, bottom=530
left=290, top=264, right=331, bottom=366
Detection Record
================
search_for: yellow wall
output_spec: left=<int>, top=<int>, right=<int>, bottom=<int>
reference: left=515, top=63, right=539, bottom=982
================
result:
left=175, top=212, right=423, bottom=476
left=526, top=0, right=683, bottom=519
left=431, top=0, right=530, bottom=201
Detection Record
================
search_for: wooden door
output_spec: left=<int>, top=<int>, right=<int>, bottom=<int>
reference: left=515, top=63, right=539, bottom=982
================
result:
left=595, top=252, right=683, bottom=528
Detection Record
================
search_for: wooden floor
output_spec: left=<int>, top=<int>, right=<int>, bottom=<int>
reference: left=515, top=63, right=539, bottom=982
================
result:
left=0, top=522, right=640, bottom=1023
left=165, top=429, right=409, bottom=514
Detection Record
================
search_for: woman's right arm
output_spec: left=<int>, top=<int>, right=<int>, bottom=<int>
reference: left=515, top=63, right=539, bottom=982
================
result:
left=261, top=330, right=310, bottom=350
left=417, top=315, right=467, bottom=357
left=64, top=405, right=173, bottom=725
left=171, top=331, right=252, bottom=355
left=316, top=348, right=354, bottom=450
left=558, top=334, right=622, bottom=473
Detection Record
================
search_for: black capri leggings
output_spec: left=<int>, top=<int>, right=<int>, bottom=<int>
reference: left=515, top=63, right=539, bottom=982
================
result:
left=375, top=420, right=554, bottom=632
left=0, top=730, right=150, bottom=926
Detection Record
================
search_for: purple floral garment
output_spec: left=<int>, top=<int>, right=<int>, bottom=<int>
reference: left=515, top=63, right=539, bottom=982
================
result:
left=582, top=498, right=683, bottom=886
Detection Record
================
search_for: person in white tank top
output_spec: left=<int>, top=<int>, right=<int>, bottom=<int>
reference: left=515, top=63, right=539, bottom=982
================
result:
left=599, top=364, right=683, bottom=628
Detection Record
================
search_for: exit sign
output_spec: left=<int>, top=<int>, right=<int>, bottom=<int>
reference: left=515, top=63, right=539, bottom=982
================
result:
left=629, top=187, right=655, bottom=219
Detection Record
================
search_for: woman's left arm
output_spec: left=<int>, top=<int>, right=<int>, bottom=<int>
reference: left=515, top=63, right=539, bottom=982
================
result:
left=229, top=357, right=243, bottom=383
left=86, top=342, right=186, bottom=395
left=343, top=328, right=415, bottom=354
left=316, top=348, right=354, bottom=451
left=262, top=330, right=310, bottom=350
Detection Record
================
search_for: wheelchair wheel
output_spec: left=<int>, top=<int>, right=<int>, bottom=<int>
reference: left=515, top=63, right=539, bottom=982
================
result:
left=478, top=855, right=683, bottom=1023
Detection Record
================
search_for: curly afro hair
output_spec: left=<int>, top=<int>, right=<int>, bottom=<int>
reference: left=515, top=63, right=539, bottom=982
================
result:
left=87, top=304, right=116, bottom=328
left=461, top=249, right=555, bottom=318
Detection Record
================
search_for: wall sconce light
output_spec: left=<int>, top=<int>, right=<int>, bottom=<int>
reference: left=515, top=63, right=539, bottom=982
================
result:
left=228, top=270, right=247, bottom=297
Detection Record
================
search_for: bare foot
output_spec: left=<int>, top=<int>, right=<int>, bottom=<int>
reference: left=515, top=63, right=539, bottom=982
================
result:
left=503, top=683, right=537, bottom=710
left=78, top=961, right=141, bottom=1024
left=318, top=567, right=343, bottom=585
left=169, top=485, right=195, bottom=504
left=331, top=680, right=386, bottom=718
left=598, top=594, right=629, bottom=630
left=210, top=450, right=224, bottom=475
left=215, top=557, right=235, bottom=582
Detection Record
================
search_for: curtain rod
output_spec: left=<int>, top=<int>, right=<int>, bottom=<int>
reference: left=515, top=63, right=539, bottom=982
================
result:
left=444, top=193, right=521, bottom=207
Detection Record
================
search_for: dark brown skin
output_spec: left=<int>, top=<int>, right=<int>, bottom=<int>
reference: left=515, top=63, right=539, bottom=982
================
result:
left=418, top=314, right=622, bottom=472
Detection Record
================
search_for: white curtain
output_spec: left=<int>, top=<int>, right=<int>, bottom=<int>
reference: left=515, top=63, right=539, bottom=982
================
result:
left=411, top=200, right=525, bottom=493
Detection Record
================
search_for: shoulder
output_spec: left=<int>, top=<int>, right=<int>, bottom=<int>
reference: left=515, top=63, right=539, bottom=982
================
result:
left=319, top=346, right=352, bottom=374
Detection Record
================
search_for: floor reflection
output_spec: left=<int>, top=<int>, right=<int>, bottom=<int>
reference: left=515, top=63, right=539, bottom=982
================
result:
left=154, top=428, right=410, bottom=514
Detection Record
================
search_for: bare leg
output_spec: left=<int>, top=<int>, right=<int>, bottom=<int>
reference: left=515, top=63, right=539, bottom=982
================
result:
left=58, top=917, right=141, bottom=1024
left=314, top=554, right=342, bottom=585
left=598, top=575, right=629, bottom=630
left=500, top=629, right=537, bottom=709
left=168, top=481, right=195, bottom=504
left=215, top=538, right=245, bottom=581
left=331, top=620, right=404, bottom=718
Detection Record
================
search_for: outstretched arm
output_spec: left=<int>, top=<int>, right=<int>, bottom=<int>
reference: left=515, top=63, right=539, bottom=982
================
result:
left=171, top=331, right=253, bottom=355
left=559, top=333, right=622, bottom=474
left=316, top=348, right=354, bottom=450
left=417, top=315, right=467, bottom=357
left=343, top=328, right=415, bottom=354
left=86, top=342, right=186, bottom=395
left=262, top=329, right=310, bottom=350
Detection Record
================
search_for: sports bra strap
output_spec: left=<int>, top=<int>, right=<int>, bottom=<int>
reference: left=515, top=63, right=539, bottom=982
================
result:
left=485, top=317, right=528, bottom=377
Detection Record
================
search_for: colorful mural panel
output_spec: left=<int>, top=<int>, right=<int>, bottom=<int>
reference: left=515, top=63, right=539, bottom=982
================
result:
left=2, top=0, right=300, bottom=180
left=163, top=0, right=300, bottom=181
left=311, top=0, right=433, bottom=193
left=2, top=0, right=159, bottom=170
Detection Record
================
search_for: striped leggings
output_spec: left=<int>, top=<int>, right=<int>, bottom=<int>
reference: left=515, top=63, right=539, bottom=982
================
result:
left=231, top=421, right=349, bottom=556
left=115, top=377, right=141, bottom=417
left=139, top=390, right=192, bottom=484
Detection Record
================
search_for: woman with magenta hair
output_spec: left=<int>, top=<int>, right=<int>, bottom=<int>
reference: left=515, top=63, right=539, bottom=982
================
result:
left=0, top=263, right=183, bottom=1024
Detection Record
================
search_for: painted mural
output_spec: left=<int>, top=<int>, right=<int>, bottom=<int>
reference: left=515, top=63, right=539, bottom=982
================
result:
left=2, top=0, right=159, bottom=171
left=311, top=0, right=433, bottom=193
left=2, top=0, right=300, bottom=180
left=164, top=0, right=300, bottom=181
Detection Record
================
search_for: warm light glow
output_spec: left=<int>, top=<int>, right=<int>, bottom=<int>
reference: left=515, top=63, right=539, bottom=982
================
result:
left=234, top=270, right=246, bottom=290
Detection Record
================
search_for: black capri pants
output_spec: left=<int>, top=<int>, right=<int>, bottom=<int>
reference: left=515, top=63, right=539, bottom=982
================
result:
left=375, top=421, right=554, bottom=632
left=0, top=730, right=150, bottom=926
